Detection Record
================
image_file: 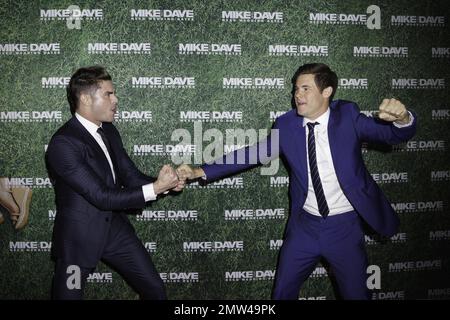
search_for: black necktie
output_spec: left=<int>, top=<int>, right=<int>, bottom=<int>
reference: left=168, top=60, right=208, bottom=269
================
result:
left=97, top=127, right=118, bottom=184
left=307, top=122, right=330, bottom=218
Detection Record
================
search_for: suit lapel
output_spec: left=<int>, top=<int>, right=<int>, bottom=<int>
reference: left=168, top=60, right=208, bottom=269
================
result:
left=100, top=124, right=121, bottom=185
left=68, top=117, right=116, bottom=185
left=327, top=101, right=344, bottom=183
left=291, top=114, right=308, bottom=192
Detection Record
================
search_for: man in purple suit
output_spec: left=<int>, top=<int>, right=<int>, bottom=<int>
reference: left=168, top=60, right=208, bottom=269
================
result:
left=177, top=63, right=417, bottom=299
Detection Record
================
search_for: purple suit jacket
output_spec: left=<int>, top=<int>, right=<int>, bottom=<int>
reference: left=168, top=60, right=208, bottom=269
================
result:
left=202, top=100, right=417, bottom=236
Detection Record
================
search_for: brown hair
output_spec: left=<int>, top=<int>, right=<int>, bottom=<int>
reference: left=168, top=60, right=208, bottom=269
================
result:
left=292, top=63, right=338, bottom=101
left=67, top=66, right=112, bottom=115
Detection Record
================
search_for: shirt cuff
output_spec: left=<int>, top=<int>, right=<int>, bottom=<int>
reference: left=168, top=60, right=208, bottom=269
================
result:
left=394, top=111, right=414, bottom=128
left=142, top=183, right=157, bottom=202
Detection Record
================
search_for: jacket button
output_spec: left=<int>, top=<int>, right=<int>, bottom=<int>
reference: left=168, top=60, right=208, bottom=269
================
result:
left=105, top=217, right=109, bottom=222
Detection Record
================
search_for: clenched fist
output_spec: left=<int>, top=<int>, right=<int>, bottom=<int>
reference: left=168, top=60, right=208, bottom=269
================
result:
left=378, top=98, right=410, bottom=125
left=176, top=164, right=205, bottom=181
left=154, top=164, right=180, bottom=194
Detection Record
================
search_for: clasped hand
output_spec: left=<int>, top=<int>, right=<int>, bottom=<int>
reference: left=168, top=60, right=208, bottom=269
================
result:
left=153, top=164, right=185, bottom=194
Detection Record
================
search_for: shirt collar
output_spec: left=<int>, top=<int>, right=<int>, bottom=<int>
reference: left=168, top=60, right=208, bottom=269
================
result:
left=302, top=108, right=330, bottom=129
left=75, top=112, right=102, bottom=136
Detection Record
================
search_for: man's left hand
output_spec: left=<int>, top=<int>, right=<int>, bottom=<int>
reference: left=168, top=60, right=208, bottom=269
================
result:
left=378, top=98, right=410, bottom=125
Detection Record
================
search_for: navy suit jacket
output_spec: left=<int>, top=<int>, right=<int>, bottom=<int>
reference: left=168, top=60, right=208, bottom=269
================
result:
left=202, top=100, right=417, bottom=237
left=46, top=116, right=154, bottom=267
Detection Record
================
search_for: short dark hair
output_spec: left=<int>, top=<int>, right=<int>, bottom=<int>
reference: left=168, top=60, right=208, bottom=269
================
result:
left=67, top=66, right=112, bottom=115
left=292, top=63, right=338, bottom=101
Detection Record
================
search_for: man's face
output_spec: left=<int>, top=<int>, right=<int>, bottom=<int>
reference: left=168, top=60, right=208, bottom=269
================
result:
left=294, top=74, right=330, bottom=120
left=83, top=80, right=118, bottom=125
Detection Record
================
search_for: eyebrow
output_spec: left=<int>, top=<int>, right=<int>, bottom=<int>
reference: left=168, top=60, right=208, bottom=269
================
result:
left=295, top=85, right=310, bottom=89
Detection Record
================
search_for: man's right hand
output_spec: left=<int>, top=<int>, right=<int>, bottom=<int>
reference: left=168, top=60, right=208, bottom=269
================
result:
left=154, top=165, right=180, bottom=194
left=176, top=164, right=205, bottom=180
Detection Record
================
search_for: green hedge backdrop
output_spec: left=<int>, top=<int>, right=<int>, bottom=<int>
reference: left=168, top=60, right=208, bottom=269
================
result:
left=0, top=0, right=449, bottom=299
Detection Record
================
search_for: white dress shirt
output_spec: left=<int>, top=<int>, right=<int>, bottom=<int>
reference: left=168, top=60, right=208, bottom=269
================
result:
left=302, top=109, right=415, bottom=216
left=302, top=109, right=355, bottom=216
left=75, top=113, right=157, bottom=202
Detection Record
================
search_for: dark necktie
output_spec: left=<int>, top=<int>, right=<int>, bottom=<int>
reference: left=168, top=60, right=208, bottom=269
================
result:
left=97, top=127, right=118, bottom=184
left=307, top=122, right=330, bottom=218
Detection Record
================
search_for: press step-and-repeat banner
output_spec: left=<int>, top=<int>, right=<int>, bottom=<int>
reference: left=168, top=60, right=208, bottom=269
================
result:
left=0, top=0, right=449, bottom=299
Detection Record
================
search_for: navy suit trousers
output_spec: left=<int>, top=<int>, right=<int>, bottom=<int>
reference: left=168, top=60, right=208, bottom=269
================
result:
left=52, top=213, right=166, bottom=300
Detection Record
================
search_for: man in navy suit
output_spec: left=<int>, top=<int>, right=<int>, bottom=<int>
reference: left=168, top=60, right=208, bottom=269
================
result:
left=46, top=66, right=184, bottom=299
left=177, top=63, right=417, bottom=299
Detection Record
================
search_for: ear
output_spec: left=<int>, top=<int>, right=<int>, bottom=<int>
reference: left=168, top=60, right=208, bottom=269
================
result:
left=322, top=86, right=333, bottom=99
left=79, top=92, right=92, bottom=107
